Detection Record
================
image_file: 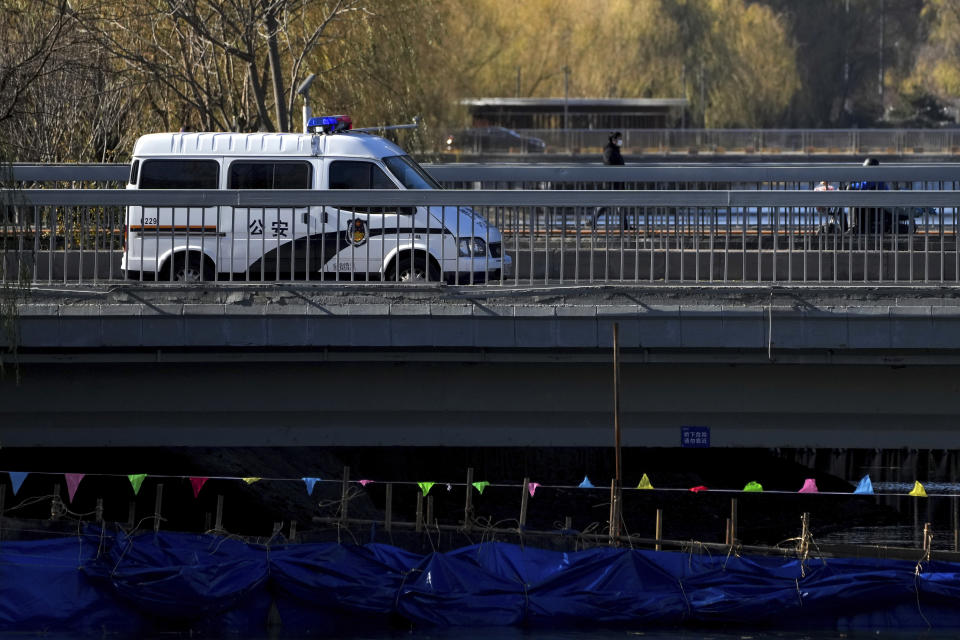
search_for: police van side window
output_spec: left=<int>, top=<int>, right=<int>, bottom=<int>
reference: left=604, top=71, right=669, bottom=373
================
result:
left=139, top=160, right=219, bottom=189
left=140, top=160, right=220, bottom=189
left=228, top=161, right=312, bottom=189
left=329, top=161, right=397, bottom=189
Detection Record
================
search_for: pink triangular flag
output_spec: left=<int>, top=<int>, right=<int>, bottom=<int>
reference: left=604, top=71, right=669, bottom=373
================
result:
left=528, top=482, right=540, bottom=497
left=190, top=477, right=208, bottom=498
left=798, top=478, right=818, bottom=493
left=359, top=479, right=373, bottom=486
left=65, top=473, right=84, bottom=503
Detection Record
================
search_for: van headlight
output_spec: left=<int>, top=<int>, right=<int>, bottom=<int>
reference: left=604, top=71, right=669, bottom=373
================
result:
left=458, top=237, right=487, bottom=257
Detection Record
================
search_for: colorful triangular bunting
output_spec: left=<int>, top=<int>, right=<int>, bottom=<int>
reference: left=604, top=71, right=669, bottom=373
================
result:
left=359, top=479, right=373, bottom=487
left=636, top=473, right=654, bottom=490
left=689, top=485, right=708, bottom=493
left=578, top=476, right=595, bottom=489
left=418, top=482, right=434, bottom=496
left=8, top=472, right=27, bottom=496
left=908, top=481, right=928, bottom=497
left=743, top=481, right=763, bottom=492
left=527, top=482, right=540, bottom=497
left=242, top=477, right=261, bottom=485
left=128, top=474, right=147, bottom=495
left=472, top=481, right=490, bottom=494
left=853, top=475, right=874, bottom=495
left=798, top=478, right=818, bottom=493
left=190, top=477, right=208, bottom=498
left=65, top=473, right=84, bottom=503
left=302, top=477, right=320, bottom=496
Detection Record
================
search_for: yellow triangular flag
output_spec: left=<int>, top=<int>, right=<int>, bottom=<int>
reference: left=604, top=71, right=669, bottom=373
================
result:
left=636, top=473, right=654, bottom=490
left=908, top=481, right=927, bottom=497
left=242, top=477, right=261, bottom=484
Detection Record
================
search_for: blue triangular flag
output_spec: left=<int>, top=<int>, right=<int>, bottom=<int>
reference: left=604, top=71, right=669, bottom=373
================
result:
left=303, top=477, right=320, bottom=496
left=854, top=474, right=874, bottom=495
left=578, top=475, right=595, bottom=489
left=8, top=472, right=27, bottom=496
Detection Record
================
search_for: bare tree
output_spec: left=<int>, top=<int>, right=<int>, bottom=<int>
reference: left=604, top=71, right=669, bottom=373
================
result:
left=68, top=0, right=361, bottom=132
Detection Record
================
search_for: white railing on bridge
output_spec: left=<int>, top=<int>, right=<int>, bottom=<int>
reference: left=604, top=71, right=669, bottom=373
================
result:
left=9, top=163, right=960, bottom=192
left=495, top=128, right=960, bottom=157
left=3, top=188, right=960, bottom=286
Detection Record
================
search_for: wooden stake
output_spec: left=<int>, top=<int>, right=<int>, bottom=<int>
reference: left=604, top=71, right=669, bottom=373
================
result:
left=799, top=512, right=811, bottom=556
left=153, top=483, right=163, bottom=533
left=426, top=495, right=434, bottom=528
left=204, top=512, right=212, bottom=531
left=612, top=323, right=623, bottom=541
left=214, top=495, right=224, bottom=531
left=385, top=483, right=393, bottom=533
left=953, top=495, right=958, bottom=553
left=725, top=517, right=732, bottom=545
left=519, top=477, right=530, bottom=530
left=340, top=466, right=350, bottom=524
left=51, top=484, right=61, bottom=520
left=730, top=498, right=738, bottom=545
left=289, top=520, right=297, bottom=542
left=464, top=467, right=474, bottom=531
left=564, top=516, right=572, bottom=532
left=127, top=501, right=136, bottom=528
left=655, top=508, right=663, bottom=551
left=415, top=490, right=424, bottom=532
left=608, top=479, right=616, bottom=544
left=95, top=498, right=103, bottom=523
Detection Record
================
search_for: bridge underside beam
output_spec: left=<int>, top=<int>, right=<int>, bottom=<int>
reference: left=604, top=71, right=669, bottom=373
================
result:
left=0, top=360, right=953, bottom=449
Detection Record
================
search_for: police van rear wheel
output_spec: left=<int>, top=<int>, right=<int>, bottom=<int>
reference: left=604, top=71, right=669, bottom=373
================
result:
left=169, top=252, right=215, bottom=283
left=392, top=254, right=440, bottom=283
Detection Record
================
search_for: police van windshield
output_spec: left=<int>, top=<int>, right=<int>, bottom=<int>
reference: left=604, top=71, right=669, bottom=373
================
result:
left=382, top=155, right=441, bottom=190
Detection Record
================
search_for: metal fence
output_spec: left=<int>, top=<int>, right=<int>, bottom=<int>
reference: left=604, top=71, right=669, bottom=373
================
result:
left=505, top=129, right=960, bottom=157
left=11, top=163, right=960, bottom=193
left=4, top=188, right=960, bottom=286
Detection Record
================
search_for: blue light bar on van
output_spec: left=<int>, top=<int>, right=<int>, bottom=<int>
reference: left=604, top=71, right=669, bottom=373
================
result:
left=307, top=115, right=353, bottom=134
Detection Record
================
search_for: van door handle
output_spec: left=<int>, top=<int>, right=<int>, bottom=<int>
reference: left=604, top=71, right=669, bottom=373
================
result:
left=302, top=212, right=310, bottom=224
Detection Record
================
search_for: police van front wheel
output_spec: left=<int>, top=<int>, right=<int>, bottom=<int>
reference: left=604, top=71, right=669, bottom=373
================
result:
left=390, top=254, right=440, bottom=283
left=166, top=252, right=215, bottom=283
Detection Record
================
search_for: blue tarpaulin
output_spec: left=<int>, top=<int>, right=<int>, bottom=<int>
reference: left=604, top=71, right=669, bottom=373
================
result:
left=2, top=528, right=960, bottom=633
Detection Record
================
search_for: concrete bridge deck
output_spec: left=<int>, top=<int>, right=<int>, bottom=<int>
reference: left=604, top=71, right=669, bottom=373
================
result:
left=2, top=283, right=960, bottom=449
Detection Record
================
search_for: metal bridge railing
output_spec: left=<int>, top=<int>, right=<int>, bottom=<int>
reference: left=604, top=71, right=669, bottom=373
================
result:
left=10, top=163, right=960, bottom=193
left=508, top=128, right=960, bottom=157
left=3, top=188, right=960, bottom=286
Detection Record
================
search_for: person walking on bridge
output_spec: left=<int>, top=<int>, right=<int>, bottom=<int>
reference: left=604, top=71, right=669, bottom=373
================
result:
left=602, top=131, right=624, bottom=166
left=596, top=132, right=628, bottom=230
left=849, top=157, right=890, bottom=234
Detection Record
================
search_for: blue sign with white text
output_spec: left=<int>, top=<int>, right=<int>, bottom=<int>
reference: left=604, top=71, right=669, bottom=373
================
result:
left=681, top=426, right=710, bottom=448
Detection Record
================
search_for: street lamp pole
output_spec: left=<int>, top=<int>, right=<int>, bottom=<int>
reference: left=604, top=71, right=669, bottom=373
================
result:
left=563, top=66, right=571, bottom=152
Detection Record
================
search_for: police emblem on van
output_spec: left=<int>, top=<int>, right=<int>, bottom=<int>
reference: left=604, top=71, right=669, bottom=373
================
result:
left=347, top=218, right=368, bottom=246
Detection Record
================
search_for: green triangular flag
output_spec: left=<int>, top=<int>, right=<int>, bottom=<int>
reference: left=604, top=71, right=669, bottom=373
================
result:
left=472, top=481, right=490, bottom=494
left=908, top=481, right=928, bottom=497
left=636, top=473, right=654, bottom=490
left=128, top=474, right=147, bottom=495
left=418, top=481, right=435, bottom=496
left=743, top=481, right=763, bottom=492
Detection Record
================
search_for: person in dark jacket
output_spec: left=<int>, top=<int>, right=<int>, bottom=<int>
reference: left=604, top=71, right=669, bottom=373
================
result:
left=602, top=131, right=624, bottom=165
left=595, top=132, right=628, bottom=230
left=849, top=157, right=892, bottom=233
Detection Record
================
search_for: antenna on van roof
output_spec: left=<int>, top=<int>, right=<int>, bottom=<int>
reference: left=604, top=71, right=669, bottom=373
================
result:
left=353, top=116, right=421, bottom=133
left=297, top=73, right=317, bottom=133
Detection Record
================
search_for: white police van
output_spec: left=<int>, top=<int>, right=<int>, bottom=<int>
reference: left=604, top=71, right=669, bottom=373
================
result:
left=122, top=115, right=509, bottom=283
